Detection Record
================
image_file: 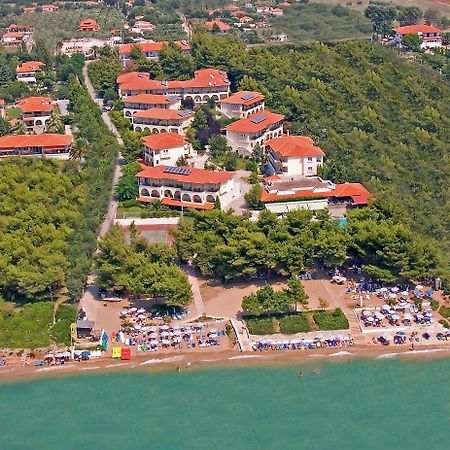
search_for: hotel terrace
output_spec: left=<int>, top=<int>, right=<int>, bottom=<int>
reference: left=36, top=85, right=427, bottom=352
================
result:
left=132, top=108, right=193, bottom=134
left=117, top=69, right=230, bottom=105
left=265, top=135, right=325, bottom=177
left=0, top=134, right=73, bottom=158
left=122, top=94, right=181, bottom=118
left=16, top=61, right=44, bottom=84
left=219, top=91, right=265, bottom=119
left=261, top=175, right=371, bottom=215
left=119, top=41, right=191, bottom=67
left=18, top=97, right=54, bottom=133
left=224, top=110, right=285, bottom=157
left=136, top=165, right=238, bottom=210
left=142, top=133, right=195, bottom=167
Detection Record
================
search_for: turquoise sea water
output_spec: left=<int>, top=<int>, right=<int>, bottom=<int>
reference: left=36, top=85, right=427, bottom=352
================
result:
left=1, top=358, right=450, bottom=450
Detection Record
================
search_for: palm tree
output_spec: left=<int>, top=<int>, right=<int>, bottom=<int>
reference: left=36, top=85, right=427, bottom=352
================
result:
left=45, top=113, right=64, bottom=134
left=69, top=137, right=90, bottom=164
left=11, top=120, right=26, bottom=135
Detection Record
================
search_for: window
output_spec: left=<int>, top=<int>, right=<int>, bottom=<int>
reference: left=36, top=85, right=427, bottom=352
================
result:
left=316, top=156, right=322, bottom=162
left=307, top=156, right=313, bottom=162
left=308, top=167, right=313, bottom=172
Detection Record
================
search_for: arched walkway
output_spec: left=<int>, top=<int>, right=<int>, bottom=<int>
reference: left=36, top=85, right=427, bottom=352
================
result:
left=140, top=188, right=150, bottom=197
left=164, top=190, right=173, bottom=198
left=193, top=195, right=202, bottom=203
left=174, top=191, right=181, bottom=200
left=206, top=195, right=215, bottom=203
left=151, top=190, right=160, bottom=198
left=182, top=193, right=191, bottom=202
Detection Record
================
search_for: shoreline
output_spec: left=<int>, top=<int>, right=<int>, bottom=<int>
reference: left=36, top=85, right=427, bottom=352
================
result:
left=2, top=342, right=450, bottom=384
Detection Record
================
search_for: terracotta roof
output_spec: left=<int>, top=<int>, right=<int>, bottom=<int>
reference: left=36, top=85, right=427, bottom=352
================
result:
left=204, top=20, right=231, bottom=32
left=3, top=32, right=25, bottom=39
left=0, top=134, right=72, bottom=150
left=393, top=25, right=440, bottom=35
left=162, top=198, right=214, bottom=210
left=133, top=109, right=193, bottom=120
left=266, top=135, right=325, bottom=157
left=18, top=96, right=53, bottom=113
left=224, top=110, right=285, bottom=133
left=142, top=133, right=187, bottom=149
left=137, top=165, right=234, bottom=184
left=261, top=181, right=371, bottom=204
left=0, top=99, right=4, bottom=105
left=80, top=19, right=99, bottom=26
left=123, top=93, right=180, bottom=105
left=220, top=91, right=264, bottom=106
left=16, top=61, right=44, bottom=74
left=119, top=41, right=190, bottom=54
left=118, top=69, right=230, bottom=91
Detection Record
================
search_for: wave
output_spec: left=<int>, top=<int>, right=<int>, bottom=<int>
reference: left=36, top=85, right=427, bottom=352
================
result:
left=375, top=353, right=399, bottom=360
left=35, top=364, right=75, bottom=372
left=329, top=351, right=353, bottom=357
left=80, top=366, right=101, bottom=371
left=228, top=355, right=267, bottom=360
left=104, top=363, right=128, bottom=368
left=140, top=355, right=185, bottom=366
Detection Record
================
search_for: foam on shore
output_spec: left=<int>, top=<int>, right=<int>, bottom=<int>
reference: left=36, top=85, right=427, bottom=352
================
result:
left=329, top=351, right=353, bottom=357
left=35, top=364, right=75, bottom=372
left=140, top=355, right=185, bottom=366
left=228, top=355, right=267, bottom=360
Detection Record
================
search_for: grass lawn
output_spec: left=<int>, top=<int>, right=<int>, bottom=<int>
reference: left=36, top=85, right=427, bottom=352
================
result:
left=246, top=317, right=277, bottom=335
left=271, top=3, right=372, bottom=43
left=312, top=308, right=349, bottom=331
left=209, top=154, right=250, bottom=171
left=15, top=6, right=125, bottom=51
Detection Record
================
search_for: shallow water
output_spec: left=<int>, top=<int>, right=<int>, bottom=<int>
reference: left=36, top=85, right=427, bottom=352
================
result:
left=1, top=359, right=449, bottom=449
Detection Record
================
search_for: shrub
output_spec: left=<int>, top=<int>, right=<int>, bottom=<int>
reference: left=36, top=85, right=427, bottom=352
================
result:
left=438, top=305, right=450, bottom=318
left=430, top=298, right=439, bottom=311
left=313, top=308, right=349, bottom=330
left=438, top=319, right=449, bottom=328
left=279, top=314, right=310, bottom=334
left=246, top=317, right=277, bottom=335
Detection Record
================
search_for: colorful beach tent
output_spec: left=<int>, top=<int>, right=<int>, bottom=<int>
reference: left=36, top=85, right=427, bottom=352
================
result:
left=121, top=348, right=131, bottom=360
left=112, top=347, right=122, bottom=358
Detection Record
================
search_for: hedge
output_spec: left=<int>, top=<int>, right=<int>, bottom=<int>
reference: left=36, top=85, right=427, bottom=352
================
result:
left=313, top=308, right=349, bottom=330
left=246, top=317, right=277, bottom=335
left=279, top=314, right=310, bottom=334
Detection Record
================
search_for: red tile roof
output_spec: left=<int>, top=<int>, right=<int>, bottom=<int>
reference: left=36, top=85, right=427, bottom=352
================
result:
left=137, top=165, right=234, bottom=184
left=18, top=96, right=53, bottom=113
left=133, top=109, right=193, bottom=120
left=266, top=135, right=325, bottom=157
left=142, top=133, right=187, bottom=150
left=393, top=25, right=440, bottom=35
left=137, top=197, right=215, bottom=210
left=204, top=20, right=231, bottom=32
left=261, top=181, right=371, bottom=204
left=0, top=99, right=4, bottom=105
left=0, top=134, right=73, bottom=150
left=16, top=61, right=44, bottom=74
left=220, top=91, right=264, bottom=106
left=224, top=110, right=285, bottom=134
left=119, top=41, right=190, bottom=54
left=123, top=93, right=180, bottom=105
left=118, top=69, right=230, bottom=92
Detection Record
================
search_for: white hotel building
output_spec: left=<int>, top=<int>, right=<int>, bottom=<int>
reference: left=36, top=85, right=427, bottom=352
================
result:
left=219, top=91, right=265, bottom=119
left=142, top=133, right=195, bottom=167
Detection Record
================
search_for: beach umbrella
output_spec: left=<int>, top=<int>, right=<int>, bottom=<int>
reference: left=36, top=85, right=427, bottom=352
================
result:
left=366, top=316, right=375, bottom=322
left=388, top=293, right=397, bottom=299
left=120, top=310, right=128, bottom=316
left=416, top=313, right=424, bottom=319
left=375, top=312, right=385, bottom=319
left=209, top=328, right=217, bottom=333
left=403, top=313, right=412, bottom=320
left=425, top=312, right=433, bottom=317
left=161, top=339, right=170, bottom=345
left=149, top=332, right=158, bottom=338
left=129, top=307, right=138, bottom=312
left=134, top=324, right=142, bottom=330
left=401, top=291, right=409, bottom=297
left=81, top=351, right=90, bottom=357
left=392, top=314, right=401, bottom=321
left=137, top=308, right=146, bottom=313
left=391, top=287, right=400, bottom=293
left=380, top=287, right=388, bottom=293
left=149, top=326, right=158, bottom=332
left=150, top=340, right=158, bottom=345
left=415, top=285, right=424, bottom=290
left=362, top=310, right=371, bottom=316
left=160, top=324, right=170, bottom=330
left=382, top=304, right=390, bottom=310
left=160, top=331, right=170, bottom=337
left=137, top=314, right=146, bottom=319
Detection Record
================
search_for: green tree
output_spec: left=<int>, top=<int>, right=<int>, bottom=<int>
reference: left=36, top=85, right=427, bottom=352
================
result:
left=45, top=113, right=64, bottom=134
left=0, top=118, right=11, bottom=136
left=398, top=7, right=422, bottom=26
left=116, top=162, right=140, bottom=201
left=364, top=5, right=397, bottom=37
left=285, top=275, right=309, bottom=310
left=401, top=33, right=422, bottom=51
left=208, top=134, right=228, bottom=157
left=159, top=42, right=195, bottom=80
left=244, top=184, right=263, bottom=209
left=191, top=108, right=207, bottom=131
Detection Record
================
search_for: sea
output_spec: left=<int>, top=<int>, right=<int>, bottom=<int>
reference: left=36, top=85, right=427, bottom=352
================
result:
left=1, top=357, right=449, bottom=450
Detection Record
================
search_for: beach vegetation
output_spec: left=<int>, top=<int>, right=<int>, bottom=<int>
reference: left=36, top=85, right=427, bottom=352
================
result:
left=246, top=317, right=277, bottom=335
left=279, top=314, right=310, bottom=334
left=438, top=305, right=450, bottom=319
left=313, top=308, right=349, bottom=330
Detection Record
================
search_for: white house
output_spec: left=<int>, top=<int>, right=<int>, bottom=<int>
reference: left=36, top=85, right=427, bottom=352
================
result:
left=265, top=135, right=325, bottom=177
left=392, top=25, right=442, bottom=49
left=15, top=61, right=44, bottom=83
left=219, top=91, right=265, bottom=119
left=0, top=134, right=72, bottom=159
left=224, top=110, right=285, bottom=157
left=117, top=69, right=231, bottom=105
left=18, top=96, right=54, bottom=133
left=136, top=165, right=238, bottom=210
left=122, top=94, right=181, bottom=118
left=132, top=108, right=193, bottom=134
left=142, top=133, right=195, bottom=167
left=130, top=20, right=155, bottom=34
left=119, top=40, right=190, bottom=67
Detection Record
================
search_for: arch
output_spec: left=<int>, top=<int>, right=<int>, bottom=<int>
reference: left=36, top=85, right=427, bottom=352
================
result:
left=174, top=191, right=181, bottom=200
left=169, top=128, right=178, bottom=133
left=160, top=128, right=167, bottom=133
left=151, top=190, right=160, bottom=198
left=135, top=126, right=142, bottom=132
left=182, top=193, right=191, bottom=202
left=35, top=119, right=43, bottom=126
left=152, top=128, right=159, bottom=133
left=194, top=95, right=201, bottom=103
left=193, top=195, right=202, bottom=203
left=140, top=188, right=150, bottom=197
left=211, top=95, right=219, bottom=102
left=125, top=110, right=131, bottom=117
left=164, top=190, right=173, bottom=198
left=206, top=195, right=215, bottom=203
left=202, top=95, right=209, bottom=102
left=184, top=96, right=193, bottom=103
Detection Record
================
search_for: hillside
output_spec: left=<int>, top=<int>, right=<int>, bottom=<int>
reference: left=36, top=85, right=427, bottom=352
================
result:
left=191, top=35, right=450, bottom=252
left=271, top=3, right=372, bottom=42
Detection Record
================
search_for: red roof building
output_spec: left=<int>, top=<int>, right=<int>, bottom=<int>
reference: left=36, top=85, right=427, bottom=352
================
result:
left=136, top=165, right=237, bottom=210
left=18, top=97, right=54, bottom=133
left=42, top=4, right=58, bottom=12
left=219, top=91, right=265, bottom=119
left=78, top=19, right=100, bottom=32
left=119, top=41, right=190, bottom=66
left=224, top=110, right=285, bottom=156
left=142, top=133, right=195, bottom=167
left=392, top=25, right=442, bottom=49
left=204, top=20, right=231, bottom=33
left=132, top=108, right=193, bottom=134
left=265, top=135, right=325, bottom=177
left=15, top=61, right=44, bottom=83
left=122, top=93, right=181, bottom=118
left=0, top=134, right=73, bottom=158
left=117, top=69, right=231, bottom=105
